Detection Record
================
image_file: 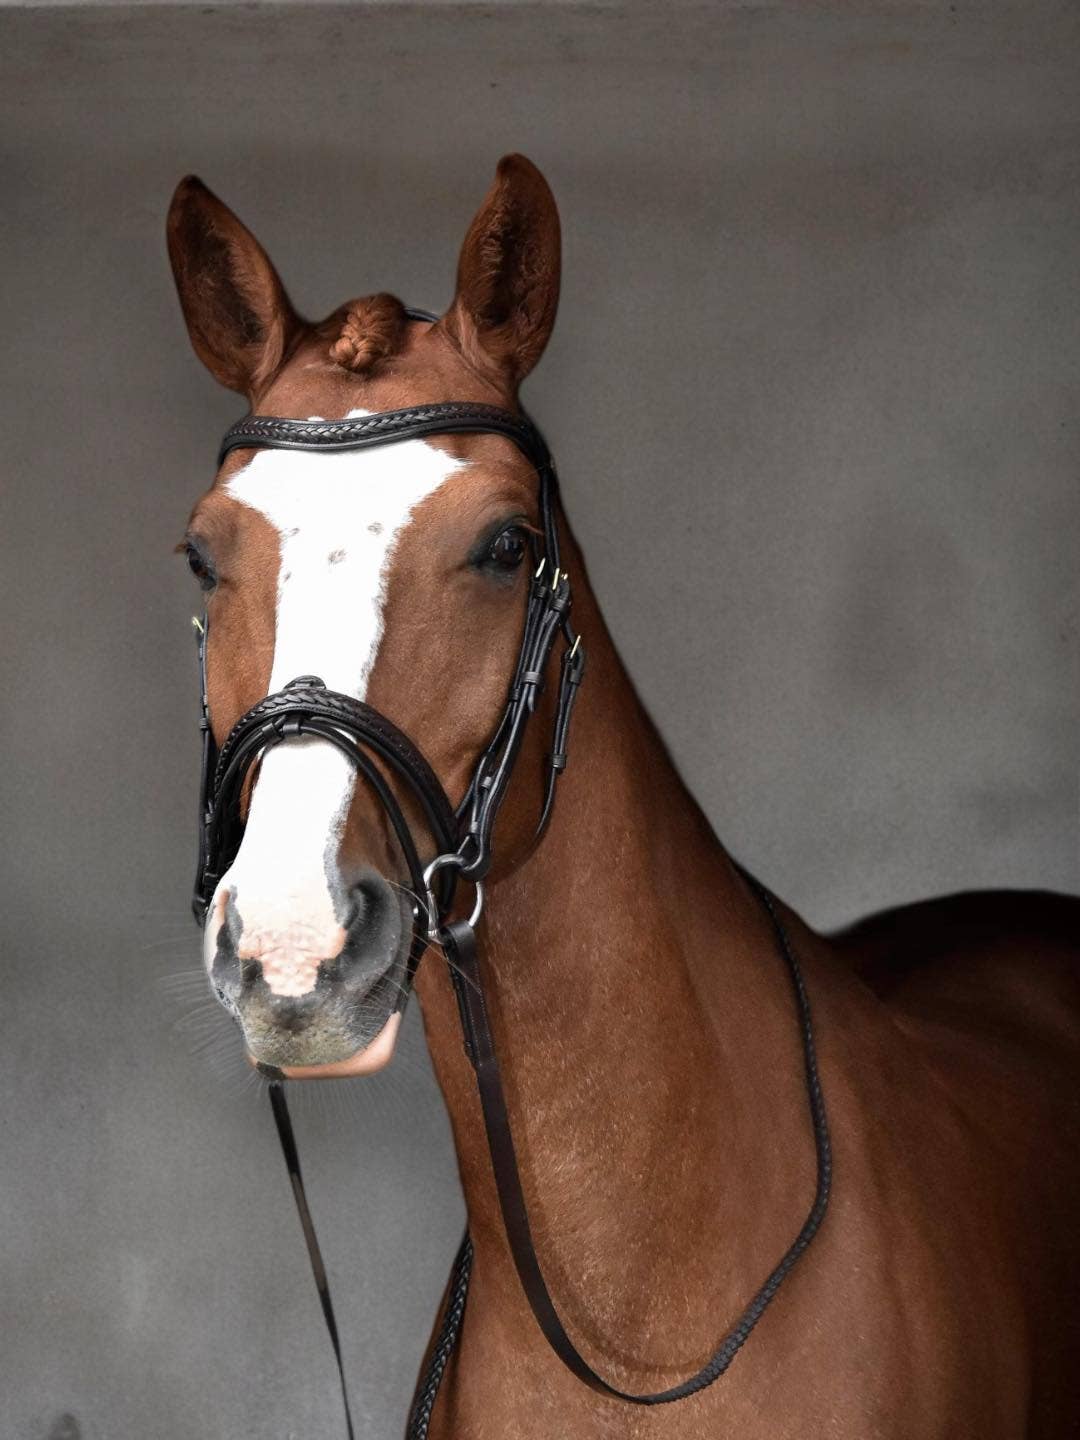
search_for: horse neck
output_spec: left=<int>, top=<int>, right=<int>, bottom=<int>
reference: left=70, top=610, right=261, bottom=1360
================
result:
left=416, top=546, right=825, bottom=1367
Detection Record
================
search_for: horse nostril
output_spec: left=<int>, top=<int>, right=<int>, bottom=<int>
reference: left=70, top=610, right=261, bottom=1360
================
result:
left=343, top=874, right=396, bottom=942
left=337, top=893, right=362, bottom=934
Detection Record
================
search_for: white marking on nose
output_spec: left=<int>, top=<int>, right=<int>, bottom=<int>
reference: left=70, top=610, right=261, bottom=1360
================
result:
left=206, top=415, right=464, bottom=994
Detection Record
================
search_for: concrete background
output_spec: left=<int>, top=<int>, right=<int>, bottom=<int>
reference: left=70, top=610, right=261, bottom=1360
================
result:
left=1, top=3, right=1077, bottom=1437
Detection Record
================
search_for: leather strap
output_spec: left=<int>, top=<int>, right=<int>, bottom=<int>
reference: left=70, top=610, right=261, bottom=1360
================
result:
left=219, top=403, right=553, bottom=477
left=268, top=1083, right=356, bottom=1440
left=194, top=679, right=460, bottom=927
left=405, top=1232, right=473, bottom=1440
left=212, top=685, right=456, bottom=829
left=435, top=867, right=832, bottom=1407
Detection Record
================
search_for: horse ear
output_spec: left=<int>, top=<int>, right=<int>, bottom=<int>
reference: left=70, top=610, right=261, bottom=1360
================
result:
left=440, top=154, right=561, bottom=387
left=166, top=176, right=300, bottom=396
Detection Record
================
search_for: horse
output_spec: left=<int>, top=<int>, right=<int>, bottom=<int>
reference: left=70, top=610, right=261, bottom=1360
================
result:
left=167, top=153, right=1080, bottom=1438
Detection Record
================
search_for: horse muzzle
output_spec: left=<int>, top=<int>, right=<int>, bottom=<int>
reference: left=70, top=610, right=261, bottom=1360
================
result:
left=205, top=868, right=413, bottom=1071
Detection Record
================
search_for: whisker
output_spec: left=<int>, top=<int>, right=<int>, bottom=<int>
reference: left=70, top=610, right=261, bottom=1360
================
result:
left=426, top=944, right=481, bottom=996
left=157, top=975, right=212, bottom=996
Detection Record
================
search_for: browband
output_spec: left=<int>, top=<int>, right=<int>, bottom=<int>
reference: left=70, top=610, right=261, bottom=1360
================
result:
left=217, top=399, right=563, bottom=596
left=219, top=402, right=553, bottom=475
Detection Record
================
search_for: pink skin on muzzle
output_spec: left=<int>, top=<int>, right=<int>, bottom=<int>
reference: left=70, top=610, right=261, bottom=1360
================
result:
left=247, top=1011, right=402, bottom=1080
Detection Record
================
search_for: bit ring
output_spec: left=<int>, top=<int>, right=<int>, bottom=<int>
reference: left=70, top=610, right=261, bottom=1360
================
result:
left=422, top=854, right=484, bottom=941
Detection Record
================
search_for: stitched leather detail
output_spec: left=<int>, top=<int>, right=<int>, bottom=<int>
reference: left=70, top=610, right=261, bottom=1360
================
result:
left=211, top=685, right=451, bottom=829
left=219, top=403, right=552, bottom=472
left=435, top=874, right=833, bottom=1409
left=197, top=683, right=460, bottom=930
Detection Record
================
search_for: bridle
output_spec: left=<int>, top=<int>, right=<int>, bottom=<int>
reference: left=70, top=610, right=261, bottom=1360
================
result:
left=188, top=309, right=832, bottom=1436
left=193, top=348, right=583, bottom=936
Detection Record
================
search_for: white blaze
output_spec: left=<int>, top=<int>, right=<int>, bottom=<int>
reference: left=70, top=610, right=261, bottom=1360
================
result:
left=206, top=416, right=464, bottom=992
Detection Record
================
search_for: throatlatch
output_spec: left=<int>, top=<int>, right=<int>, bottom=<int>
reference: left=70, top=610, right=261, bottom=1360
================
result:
left=191, top=309, right=829, bottom=1438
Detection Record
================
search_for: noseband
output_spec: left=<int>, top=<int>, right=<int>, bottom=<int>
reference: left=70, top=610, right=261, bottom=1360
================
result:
left=189, top=310, right=831, bottom=1436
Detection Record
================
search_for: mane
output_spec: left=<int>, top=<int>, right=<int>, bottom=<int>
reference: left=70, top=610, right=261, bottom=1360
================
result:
left=328, top=292, right=408, bottom=372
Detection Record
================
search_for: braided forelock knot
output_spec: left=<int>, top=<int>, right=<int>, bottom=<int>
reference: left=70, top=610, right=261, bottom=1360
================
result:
left=329, top=293, right=408, bottom=372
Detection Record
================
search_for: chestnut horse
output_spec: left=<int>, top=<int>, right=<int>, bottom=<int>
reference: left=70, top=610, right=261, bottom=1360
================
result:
left=167, top=155, right=1080, bottom=1437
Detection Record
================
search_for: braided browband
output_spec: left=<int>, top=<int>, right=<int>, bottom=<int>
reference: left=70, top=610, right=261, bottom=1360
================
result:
left=218, top=402, right=553, bottom=474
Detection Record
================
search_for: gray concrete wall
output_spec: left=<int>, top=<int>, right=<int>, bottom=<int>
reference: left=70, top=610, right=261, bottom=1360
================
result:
left=1, top=4, right=1077, bottom=1437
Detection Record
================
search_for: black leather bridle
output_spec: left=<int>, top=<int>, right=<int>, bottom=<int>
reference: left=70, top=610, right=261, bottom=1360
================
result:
left=189, top=310, right=831, bottom=1437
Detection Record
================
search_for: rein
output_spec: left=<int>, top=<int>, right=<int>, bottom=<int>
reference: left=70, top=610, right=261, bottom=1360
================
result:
left=189, top=312, right=832, bottom=1434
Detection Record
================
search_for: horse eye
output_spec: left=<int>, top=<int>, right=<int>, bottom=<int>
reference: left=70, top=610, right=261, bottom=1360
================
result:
left=185, top=542, right=216, bottom=592
left=485, top=526, right=528, bottom=573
